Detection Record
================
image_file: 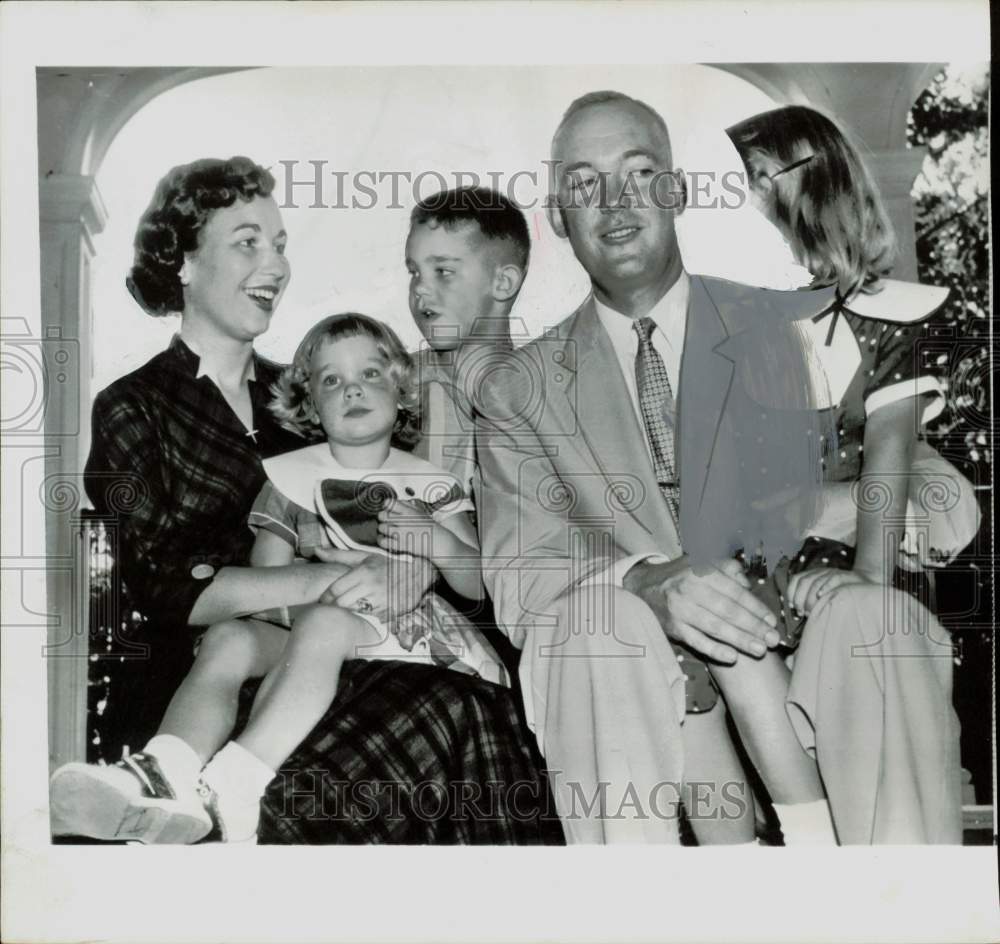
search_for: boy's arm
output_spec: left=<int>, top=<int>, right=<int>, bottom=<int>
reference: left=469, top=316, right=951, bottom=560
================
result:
left=852, top=398, right=918, bottom=583
left=377, top=503, right=484, bottom=602
left=431, top=512, right=485, bottom=602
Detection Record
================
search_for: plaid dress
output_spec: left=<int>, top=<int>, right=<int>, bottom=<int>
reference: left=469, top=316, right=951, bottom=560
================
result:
left=257, top=661, right=562, bottom=844
left=85, top=336, right=560, bottom=844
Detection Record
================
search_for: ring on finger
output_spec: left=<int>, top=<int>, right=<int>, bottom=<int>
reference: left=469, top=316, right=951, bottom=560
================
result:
left=354, top=597, right=374, bottom=614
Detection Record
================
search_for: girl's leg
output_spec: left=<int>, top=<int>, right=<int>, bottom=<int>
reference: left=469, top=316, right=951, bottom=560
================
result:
left=712, top=652, right=836, bottom=844
left=711, top=651, right=823, bottom=802
left=681, top=702, right=756, bottom=844
left=157, top=618, right=288, bottom=763
left=236, top=605, right=379, bottom=770
left=199, top=605, right=379, bottom=841
left=49, top=619, right=286, bottom=844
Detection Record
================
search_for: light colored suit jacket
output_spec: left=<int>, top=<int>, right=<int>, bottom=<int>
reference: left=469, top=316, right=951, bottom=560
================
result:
left=475, top=274, right=835, bottom=647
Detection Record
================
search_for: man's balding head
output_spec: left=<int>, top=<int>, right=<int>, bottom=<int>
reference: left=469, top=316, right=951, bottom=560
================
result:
left=553, top=90, right=673, bottom=165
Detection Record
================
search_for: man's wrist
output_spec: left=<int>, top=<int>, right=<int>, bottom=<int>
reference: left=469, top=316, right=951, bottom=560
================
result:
left=623, top=555, right=688, bottom=597
left=622, top=559, right=651, bottom=595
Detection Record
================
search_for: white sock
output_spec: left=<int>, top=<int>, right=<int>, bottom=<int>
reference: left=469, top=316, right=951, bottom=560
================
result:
left=200, top=742, right=275, bottom=841
left=772, top=800, right=838, bottom=845
left=143, top=734, right=203, bottom=792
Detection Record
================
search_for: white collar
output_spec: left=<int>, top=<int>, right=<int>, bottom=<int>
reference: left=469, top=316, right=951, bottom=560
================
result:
left=842, top=279, right=949, bottom=323
left=193, top=351, right=257, bottom=385
left=263, top=443, right=460, bottom=511
left=593, top=271, right=690, bottom=346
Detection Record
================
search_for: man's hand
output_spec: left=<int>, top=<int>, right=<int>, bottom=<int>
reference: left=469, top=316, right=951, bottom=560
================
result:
left=624, top=557, right=780, bottom=664
left=786, top=567, right=874, bottom=618
left=314, top=547, right=437, bottom=619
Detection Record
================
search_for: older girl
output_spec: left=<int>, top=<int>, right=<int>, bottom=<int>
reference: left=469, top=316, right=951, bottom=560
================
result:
left=700, top=106, right=964, bottom=844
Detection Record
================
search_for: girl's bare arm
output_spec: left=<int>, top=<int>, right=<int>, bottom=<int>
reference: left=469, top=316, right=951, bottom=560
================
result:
left=852, top=398, right=918, bottom=583
left=376, top=503, right=484, bottom=602
left=431, top=512, right=485, bottom=602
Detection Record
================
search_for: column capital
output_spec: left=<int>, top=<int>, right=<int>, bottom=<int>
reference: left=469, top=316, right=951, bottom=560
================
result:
left=39, top=173, right=108, bottom=240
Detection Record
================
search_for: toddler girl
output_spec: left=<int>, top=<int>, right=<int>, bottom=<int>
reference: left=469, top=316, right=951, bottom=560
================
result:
left=50, top=313, right=504, bottom=843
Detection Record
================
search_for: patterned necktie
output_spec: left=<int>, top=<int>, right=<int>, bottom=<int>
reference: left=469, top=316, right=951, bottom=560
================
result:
left=634, top=318, right=718, bottom=714
left=633, top=317, right=679, bottom=524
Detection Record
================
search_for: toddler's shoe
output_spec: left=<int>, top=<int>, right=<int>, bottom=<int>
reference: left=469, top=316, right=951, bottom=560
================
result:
left=49, top=752, right=212, bottom=844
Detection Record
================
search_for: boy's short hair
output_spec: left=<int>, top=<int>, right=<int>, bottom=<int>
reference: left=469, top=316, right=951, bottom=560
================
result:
left=271, top=313, right=420, bottom=449
left=410, top=186, right=530, bottom=270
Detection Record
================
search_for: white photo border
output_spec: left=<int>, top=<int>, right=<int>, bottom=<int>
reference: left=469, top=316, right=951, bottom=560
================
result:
left=1, top=2, right=996, bottom=943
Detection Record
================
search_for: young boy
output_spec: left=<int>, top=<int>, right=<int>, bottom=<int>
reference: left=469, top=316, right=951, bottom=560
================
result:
left=403, top=185, right=533, bottom=683
left=404, top=186, right=530, bottom=499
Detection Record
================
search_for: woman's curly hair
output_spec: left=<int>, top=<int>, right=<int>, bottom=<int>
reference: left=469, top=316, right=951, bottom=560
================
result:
left=271, top=313, right=421, bottom=450
left=727, top=105, right=897, bottom=297
left=127, top=156, right=276, bottom=316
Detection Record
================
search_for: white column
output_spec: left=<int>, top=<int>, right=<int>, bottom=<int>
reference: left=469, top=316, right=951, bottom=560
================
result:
left=866, top=148, right=928, bottom=282
left=38, top=173, right=107, bottom=770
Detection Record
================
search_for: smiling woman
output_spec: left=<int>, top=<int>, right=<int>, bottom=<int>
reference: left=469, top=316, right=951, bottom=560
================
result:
left=126, top=157, right=290, bottom=429
left=127, top=158, right=286, bottom=318
left=180, top=199, right=289, bottom=338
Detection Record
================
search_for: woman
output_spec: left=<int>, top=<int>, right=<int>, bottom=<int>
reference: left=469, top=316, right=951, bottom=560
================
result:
left=51, top=156, right=559, bottom=844
left=694, top=106, right=964, bottom=844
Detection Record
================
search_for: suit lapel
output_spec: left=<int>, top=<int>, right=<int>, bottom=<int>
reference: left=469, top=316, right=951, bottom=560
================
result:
left=677, top=277, right=736, bottom=520
left=678, top=276, right=840, bottom=563
left=562, top=297, right=675, bottom=545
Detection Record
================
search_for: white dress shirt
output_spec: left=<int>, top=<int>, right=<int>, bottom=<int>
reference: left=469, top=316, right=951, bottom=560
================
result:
left=593, top=271, right=689, bottom=464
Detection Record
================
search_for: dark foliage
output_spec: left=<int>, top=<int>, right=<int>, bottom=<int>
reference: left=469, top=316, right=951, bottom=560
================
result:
left=908, top=65, right=992, bottom=804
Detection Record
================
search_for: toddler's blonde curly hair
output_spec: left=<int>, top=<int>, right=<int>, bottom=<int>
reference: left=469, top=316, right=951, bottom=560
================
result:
left=270, top=313, right=421, bottom=449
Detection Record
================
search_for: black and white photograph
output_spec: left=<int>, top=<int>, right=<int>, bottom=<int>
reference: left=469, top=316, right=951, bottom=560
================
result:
left=1, top=2, right=996, bottom=942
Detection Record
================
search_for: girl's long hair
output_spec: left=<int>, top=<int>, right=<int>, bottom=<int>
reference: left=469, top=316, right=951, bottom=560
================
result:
left=727, top=105, right=897, bottom=298
left=702, top=105, right=896, bottom=562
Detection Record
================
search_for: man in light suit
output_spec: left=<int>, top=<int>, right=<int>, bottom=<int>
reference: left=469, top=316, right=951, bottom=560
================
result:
left=476, top=90, right=962, bottom=845
left=474, top=91, right=789, bottom=843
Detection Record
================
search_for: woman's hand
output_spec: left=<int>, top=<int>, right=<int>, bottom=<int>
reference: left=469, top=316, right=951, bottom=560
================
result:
left=786, top=567, right=878, bottom=618
left=306, top=560, right=353, bottom=599
left=315, top=547, right=437, bottom=619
